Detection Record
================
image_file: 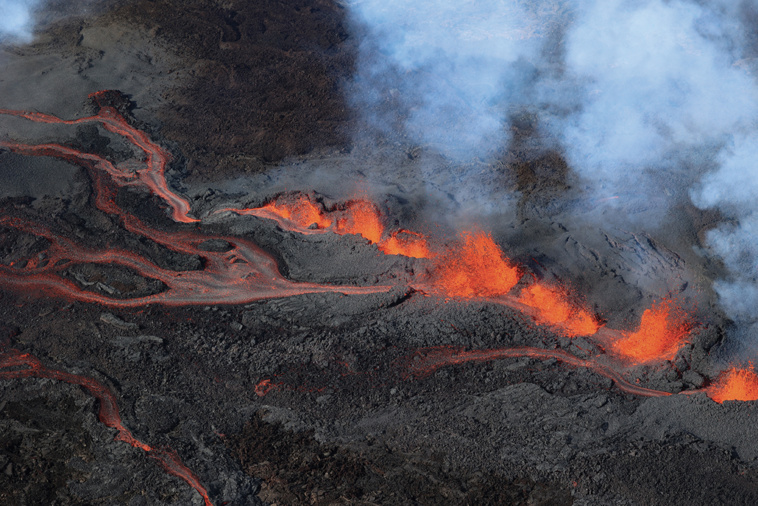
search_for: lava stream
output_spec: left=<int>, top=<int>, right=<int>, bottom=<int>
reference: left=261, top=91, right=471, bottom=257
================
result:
left=403, top=346, right=671, bottom=398
left=0, top=347, right=213, bottom=505
left=1, top=91, right=196, bottom=223
left=0, top=216, right=386, bottom=306
left=219, top=193, right=432, bottom=258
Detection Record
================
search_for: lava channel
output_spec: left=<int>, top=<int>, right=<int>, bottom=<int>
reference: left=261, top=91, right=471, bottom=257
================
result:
left=0, top=347, right=213, bottom=505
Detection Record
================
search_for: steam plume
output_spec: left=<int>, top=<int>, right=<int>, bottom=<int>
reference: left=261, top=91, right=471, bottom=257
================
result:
left=347, top=0, right=758, bottom=352
left=691, top=133, right=758, bottom=351
left=0, top=0, right=43, bottom=42
left=549, top=0, right=757, bottom=194
left=346, top=0, right=555, bottom=161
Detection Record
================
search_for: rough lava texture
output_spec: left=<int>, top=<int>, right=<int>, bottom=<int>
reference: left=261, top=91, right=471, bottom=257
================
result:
left=0, top=1, right=756, bottom=506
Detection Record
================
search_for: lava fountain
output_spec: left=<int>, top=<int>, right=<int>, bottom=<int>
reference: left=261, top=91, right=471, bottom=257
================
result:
left=430, top=231, right=521, bottom=298
left=706, top=367, right=758, bottom=403
left=609, top=300, right=690, bottom=364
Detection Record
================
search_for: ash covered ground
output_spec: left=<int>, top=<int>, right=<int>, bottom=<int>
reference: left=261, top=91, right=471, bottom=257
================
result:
left=2, top=1, right=758, bottom=505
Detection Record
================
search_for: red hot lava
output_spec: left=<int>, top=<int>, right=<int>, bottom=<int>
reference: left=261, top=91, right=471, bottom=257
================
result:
left=333, top=199, right=384, bottom=244
left=431, top=231, right=521, bottom=298
left=609, top=300, right=690, bottom=364
left=222, top=193, right=432, bottom=259
left=379, top=229, right=432, bottom=259
left=0, top=347, right=213, bottom=506
left=707, top=366, right=758, bottom=403
left=517, top=283, right=599, bottom=337
left=230, top=194, right=333, bottom=232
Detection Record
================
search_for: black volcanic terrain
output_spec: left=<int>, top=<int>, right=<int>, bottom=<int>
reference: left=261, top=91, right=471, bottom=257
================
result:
left=1, top=1, right=758, bottom=506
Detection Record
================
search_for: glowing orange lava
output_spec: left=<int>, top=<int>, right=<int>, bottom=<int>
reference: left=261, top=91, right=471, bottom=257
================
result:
left=610, top=300, right=690, bottom=364
left=707, top=367, right=758, bottom=403
left=378, top=230, right=431, bottom=258
left=432, top=231, right=521, bottom=298
left=221, top=194, right=435, bottom=258
left=0, top=347, right=213, bottom=505
left=334, top=200, right=384, bottom=244
left=262, top=195, right=332, bottom=229
left=518, top=283, right=599, bottom=337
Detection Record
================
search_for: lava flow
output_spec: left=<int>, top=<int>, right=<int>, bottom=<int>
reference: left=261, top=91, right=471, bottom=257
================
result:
left=0, top=214, right=384, bottom=306
left=402, top=346, right=672, bottom=398
left=0, top=93, right=196, bottom=224
left=0, top=347, right=213, bottom=506
left=238, top=194, right=333, bottom=231
left=0, top=93, right=389, bottom=306
left=219, top=193, right=432, bottom=259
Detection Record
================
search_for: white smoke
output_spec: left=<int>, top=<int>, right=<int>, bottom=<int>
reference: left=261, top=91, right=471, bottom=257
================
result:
left=691, top=132, right=758, bottom=349
left=346, top=0, right=557, bottom=161
left=550, top=0, right=757, bottom=192
left=0, top=0, right=44, bottom=43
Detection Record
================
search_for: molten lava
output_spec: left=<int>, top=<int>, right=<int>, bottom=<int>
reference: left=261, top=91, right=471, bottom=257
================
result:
left=404, top=346, right=673, bottom=397
left=224, top=194, right=432, bottom=258
left=610, top=300, right=690, bottom=364
left=333, top=200, right=384, bottom=244
left=261, top=195, right=332, bottom=229
left=518, top=283, right=600, bottom=337
left=432, top=231, right=521, bottom=298
left=0, top=347, right=212, bottom=506
left=378, top=229, right=432, bottom=259
left=707, top=367, right=758, bottom=403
